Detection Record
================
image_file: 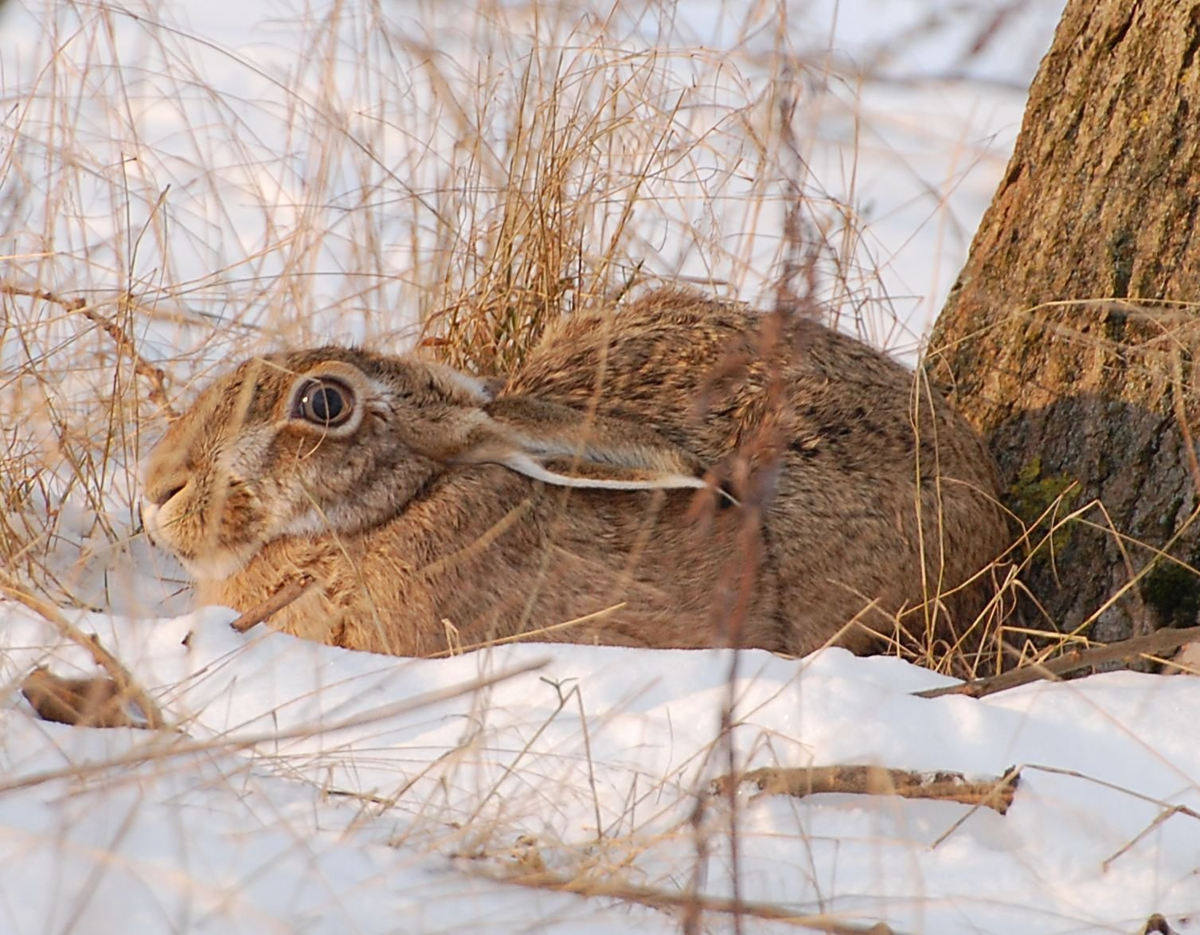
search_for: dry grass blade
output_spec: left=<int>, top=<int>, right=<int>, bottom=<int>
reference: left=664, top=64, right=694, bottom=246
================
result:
left=426, top=603, right=628, bottom=658
left=1103, top=804, right=1200, bottom=870
left=493, top=870, right=899, bottom=933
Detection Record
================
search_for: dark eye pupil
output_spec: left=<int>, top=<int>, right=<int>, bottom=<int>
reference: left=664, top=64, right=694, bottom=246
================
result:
left=296, top=379, right=352, bottom=427
left=309, top=386, right=342, bottom=422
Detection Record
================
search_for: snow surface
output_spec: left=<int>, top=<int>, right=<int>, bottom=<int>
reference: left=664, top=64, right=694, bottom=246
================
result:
left=4, top=607, right=1200, bottom=933
left=7, top=1, right=1200, bottom=933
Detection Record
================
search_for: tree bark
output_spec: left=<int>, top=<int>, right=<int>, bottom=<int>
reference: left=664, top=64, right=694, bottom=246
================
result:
left=927, top=0, right=1200, bottom=647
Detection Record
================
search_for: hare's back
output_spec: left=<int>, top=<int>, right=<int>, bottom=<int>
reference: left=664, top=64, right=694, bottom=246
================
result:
left=513, top=289, right=943, bottom=467
left=510, top=289, right=754, bottom=416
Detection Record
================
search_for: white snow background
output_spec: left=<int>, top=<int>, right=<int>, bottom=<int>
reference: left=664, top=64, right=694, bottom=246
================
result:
left=6, top=1, right=1200, bottom=933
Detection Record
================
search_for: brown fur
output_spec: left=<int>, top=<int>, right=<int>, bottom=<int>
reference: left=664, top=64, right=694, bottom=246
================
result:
left=142, top=290, right=1009, bottom=662
left=513, top=290, right=1012, bottom=657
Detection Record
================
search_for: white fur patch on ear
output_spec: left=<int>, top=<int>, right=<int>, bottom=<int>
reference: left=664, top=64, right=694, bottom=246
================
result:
left=499, top=452, right=710, bottom=493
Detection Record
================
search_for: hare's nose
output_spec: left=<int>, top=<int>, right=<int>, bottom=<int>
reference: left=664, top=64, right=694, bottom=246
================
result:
left=145, top=479, right=186, bottom=507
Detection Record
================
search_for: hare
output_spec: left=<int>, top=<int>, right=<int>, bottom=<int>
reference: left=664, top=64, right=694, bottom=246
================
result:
left=141, top=289, right=1009, bottom=662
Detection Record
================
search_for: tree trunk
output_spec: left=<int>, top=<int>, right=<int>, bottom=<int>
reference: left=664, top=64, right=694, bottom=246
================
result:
left=927, top=0, right=1200, bottom=648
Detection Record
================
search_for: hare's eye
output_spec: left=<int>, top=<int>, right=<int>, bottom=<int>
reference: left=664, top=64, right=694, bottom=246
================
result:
left=294, top=378, right=354, bottom=428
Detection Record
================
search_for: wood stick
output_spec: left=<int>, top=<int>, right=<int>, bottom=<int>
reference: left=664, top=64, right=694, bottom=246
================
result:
left=714, top=764, right=1020, bottom=815
left=915, top=624, right=1200, bottom=699
left=228, top=575, right=315, bottom=633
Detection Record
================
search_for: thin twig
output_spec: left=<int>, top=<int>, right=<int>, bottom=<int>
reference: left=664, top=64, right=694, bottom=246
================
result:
left=1022, top=763, right=1200, bottom=871
left=228, top=574, right=316, bottom=633
left=914, top=624, right=1200, bottom=699
left=2, top=283, right=176, bottom=417
left=1104, top=805, right=1199, bottom=870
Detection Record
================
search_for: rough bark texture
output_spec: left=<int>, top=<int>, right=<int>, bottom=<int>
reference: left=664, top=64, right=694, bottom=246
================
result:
left=927, top=0, right=1200, bottom=646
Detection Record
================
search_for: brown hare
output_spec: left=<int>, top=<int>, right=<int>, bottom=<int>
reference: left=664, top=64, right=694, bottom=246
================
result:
left=141, top=289, right=1009, bottom=662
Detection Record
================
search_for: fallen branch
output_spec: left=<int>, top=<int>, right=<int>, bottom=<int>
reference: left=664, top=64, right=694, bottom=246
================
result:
left=228, top=574, right=315, bottom=633
left=2, top=283, right=176, bottom=417
left=1, top=575, right=167, bottom=729
left=915, top=624, right=1200, bottom=700
left=714, top=764, right=1020, bottom=816
left=21, top=668, right=148, bottom=729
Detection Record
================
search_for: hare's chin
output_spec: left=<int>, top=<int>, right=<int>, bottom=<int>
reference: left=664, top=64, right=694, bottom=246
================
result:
left=172, top=544, right=259, bottom=582
left=142, top=500, right=260, bottom=581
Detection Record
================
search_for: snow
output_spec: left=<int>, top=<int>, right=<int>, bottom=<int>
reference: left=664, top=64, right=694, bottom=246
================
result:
left=6, top=0, right=1200, bottom=932
left=4, top=606, right=1199, bottom=932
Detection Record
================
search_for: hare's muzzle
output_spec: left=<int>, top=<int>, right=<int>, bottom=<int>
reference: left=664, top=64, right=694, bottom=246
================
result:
left=139, top=474, right=184, bottom=544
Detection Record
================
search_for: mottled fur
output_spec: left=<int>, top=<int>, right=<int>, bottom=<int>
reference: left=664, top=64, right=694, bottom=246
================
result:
left=513, top=290, right=1011, bottom=656
left=142, top=290, right=1009, bottom=660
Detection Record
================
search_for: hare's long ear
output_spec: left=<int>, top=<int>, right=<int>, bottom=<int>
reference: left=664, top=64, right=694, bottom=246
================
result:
left=454, top=396, right=714, bottom=494
left=495, top=451, right=710, bottom=493
left=421, top=361, right=501, bottom=406
left=386, top=359, right=508, bottom=462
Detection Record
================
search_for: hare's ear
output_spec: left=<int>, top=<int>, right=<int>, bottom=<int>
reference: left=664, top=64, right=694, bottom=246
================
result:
left=495, top=450, right=711, bottom=493
left=421, top=361, right=501, bottom=406
left=385, top=360, right=510, bottom=463
left=454, top=397, right=716, bottom=495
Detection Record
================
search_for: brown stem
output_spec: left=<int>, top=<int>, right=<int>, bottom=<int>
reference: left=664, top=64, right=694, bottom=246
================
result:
left=915, top=624, right=1200, bottom=699
left=228, top=575, right=316, bottom=633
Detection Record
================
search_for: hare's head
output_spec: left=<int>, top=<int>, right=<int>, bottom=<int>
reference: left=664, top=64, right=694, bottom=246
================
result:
left=142, top=346, right=711, bottom=582
left=140, top=347, right=501, bottom=580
